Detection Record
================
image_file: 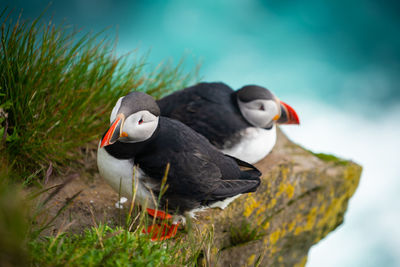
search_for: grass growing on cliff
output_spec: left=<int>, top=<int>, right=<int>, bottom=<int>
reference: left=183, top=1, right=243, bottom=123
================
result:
left=27, top=167, right=208, bottom=266
left=0, top=141, right=207, bottom=266
left=229, top=220, right=262, bottom=247
left=29, top=225, right=205, bottom=266
left=0, top=9, right=197, bottom=181
left=0, top=166, right=207, bottom=266
left=0, top=158, right=30, bottom=266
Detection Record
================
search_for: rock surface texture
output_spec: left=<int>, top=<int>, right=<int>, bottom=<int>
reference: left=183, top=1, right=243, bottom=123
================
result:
left=192, top=128, right=362, bottom=266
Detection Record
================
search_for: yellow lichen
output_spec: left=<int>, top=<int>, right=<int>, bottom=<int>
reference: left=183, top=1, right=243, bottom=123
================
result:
left=294, top=207, right=317, bottom=235
left=256, top=215, right=264, bottom=226
left=316, top=194, right=348, bottom=233
left=267, top=198, right=277, bottom=209
left=256, top=204, right=266, bottom=216
left=288, top=221, right=296, bottom=232
left=294, top=256, right=308, bottom=267
left=305, top=207, right=317, bottom=230
left=269, top=229, right=281, bottom=245
left=281, top=166, right=289, bottom=180
left=294, top=226, right=302, bottom=236
left=247, top=254, right=256, bottom=266
left=269, top=227, right=287, bottom=246
left=243, top=196, right=261, bottom=217
left=286, top=184, right=295, bottom=199
left=277, top=183, right=286, bottom=197
left=277, top=182, right=295, bottom=199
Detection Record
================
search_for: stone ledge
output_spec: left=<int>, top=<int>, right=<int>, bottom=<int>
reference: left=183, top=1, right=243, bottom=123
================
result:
left=193, top=128, right=362, bottom=267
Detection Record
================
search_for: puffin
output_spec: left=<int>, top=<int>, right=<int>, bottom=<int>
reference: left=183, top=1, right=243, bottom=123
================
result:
left=97, top=92, right=261, bottom=240
left=157, top=82, right=300, bottom=164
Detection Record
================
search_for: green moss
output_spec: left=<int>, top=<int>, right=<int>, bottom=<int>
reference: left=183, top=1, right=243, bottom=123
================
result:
left=311, top=152, right=348, bottom=165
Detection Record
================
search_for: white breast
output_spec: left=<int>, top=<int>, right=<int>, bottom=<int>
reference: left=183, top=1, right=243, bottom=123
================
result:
left=221, top=125, right=276, bottom=164
left=97, top=143, right=156, bottom=208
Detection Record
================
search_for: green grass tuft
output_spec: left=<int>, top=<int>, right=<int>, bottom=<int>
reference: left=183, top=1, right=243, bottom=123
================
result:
left=229, top=220, right=262, bottom=247
left=29, top=225, right=187, bottom=266
left=0, top=9, right=197, bottom=181
left=0, top=157, right=208, bottom=267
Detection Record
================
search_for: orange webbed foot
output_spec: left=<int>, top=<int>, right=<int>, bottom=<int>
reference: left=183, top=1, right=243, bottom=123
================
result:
left=142, top=223, right=180, bottom=241
left=146, top=208, right=172, bottom=220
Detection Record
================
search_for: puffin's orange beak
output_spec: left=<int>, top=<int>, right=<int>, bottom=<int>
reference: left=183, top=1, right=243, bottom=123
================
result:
left=277, top=101, right=300, bottom=125
left=100, top=114, right=125, bottom=148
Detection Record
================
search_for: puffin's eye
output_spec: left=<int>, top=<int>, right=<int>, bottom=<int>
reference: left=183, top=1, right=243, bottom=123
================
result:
left=138, top=118, right=143, bottom=125
left=259, top=105, right=265, bottom=111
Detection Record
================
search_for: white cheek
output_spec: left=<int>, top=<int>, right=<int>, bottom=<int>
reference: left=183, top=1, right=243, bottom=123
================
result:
left=238, top=99, right=278, bottom=128
left=122, top=113, right=159, bottom=143
left=244, top=108, right=272, bottom=128
left=123, top=120, right=143, bottom=142
left=265, top=103, right=278, bottom=115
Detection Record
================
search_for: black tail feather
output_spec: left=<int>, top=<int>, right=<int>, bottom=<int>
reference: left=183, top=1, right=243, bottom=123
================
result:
left=224, top=154, right=262, bottom=177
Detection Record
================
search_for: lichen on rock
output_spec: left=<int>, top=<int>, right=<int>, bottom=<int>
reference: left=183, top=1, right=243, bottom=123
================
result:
left=192, top=128, right=362, bottom=267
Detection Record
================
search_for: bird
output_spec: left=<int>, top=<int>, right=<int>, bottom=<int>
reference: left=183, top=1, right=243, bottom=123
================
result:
left=157, top=82, right=300, bottom=164
left=97, top=91, right=261, bottom=240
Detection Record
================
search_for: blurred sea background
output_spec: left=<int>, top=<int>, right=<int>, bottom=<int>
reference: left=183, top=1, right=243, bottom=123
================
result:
left=4, top=1, right=400, bottom=266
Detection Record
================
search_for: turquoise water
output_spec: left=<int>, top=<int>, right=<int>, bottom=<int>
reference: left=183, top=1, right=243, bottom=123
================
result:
left=5, top=1, right=400, bottom=265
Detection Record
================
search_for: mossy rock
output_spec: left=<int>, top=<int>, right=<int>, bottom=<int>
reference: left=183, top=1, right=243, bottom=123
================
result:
left=40, top=128, right=361, bottom=266
left=192, top=128, right=362, bottom=267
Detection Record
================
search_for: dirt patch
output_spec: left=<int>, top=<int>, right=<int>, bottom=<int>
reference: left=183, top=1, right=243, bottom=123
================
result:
left=39, top=172, right=125, bottom=235
left=35, top=143, right=130, bottom=236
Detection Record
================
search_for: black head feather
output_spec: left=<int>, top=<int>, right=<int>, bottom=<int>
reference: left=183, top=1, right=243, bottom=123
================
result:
left=236, top=85, right=274, bottom=102
left=119, top=91, right=160, bottom=117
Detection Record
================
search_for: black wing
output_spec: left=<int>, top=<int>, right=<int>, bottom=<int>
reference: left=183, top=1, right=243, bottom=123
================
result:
left=165, top=152, right=260, bottom=201
left=136, top=149, right=259, bottom=199
left=157, top=82, right=250, bottom=148
left=209, top=179, right=260, bottom=200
